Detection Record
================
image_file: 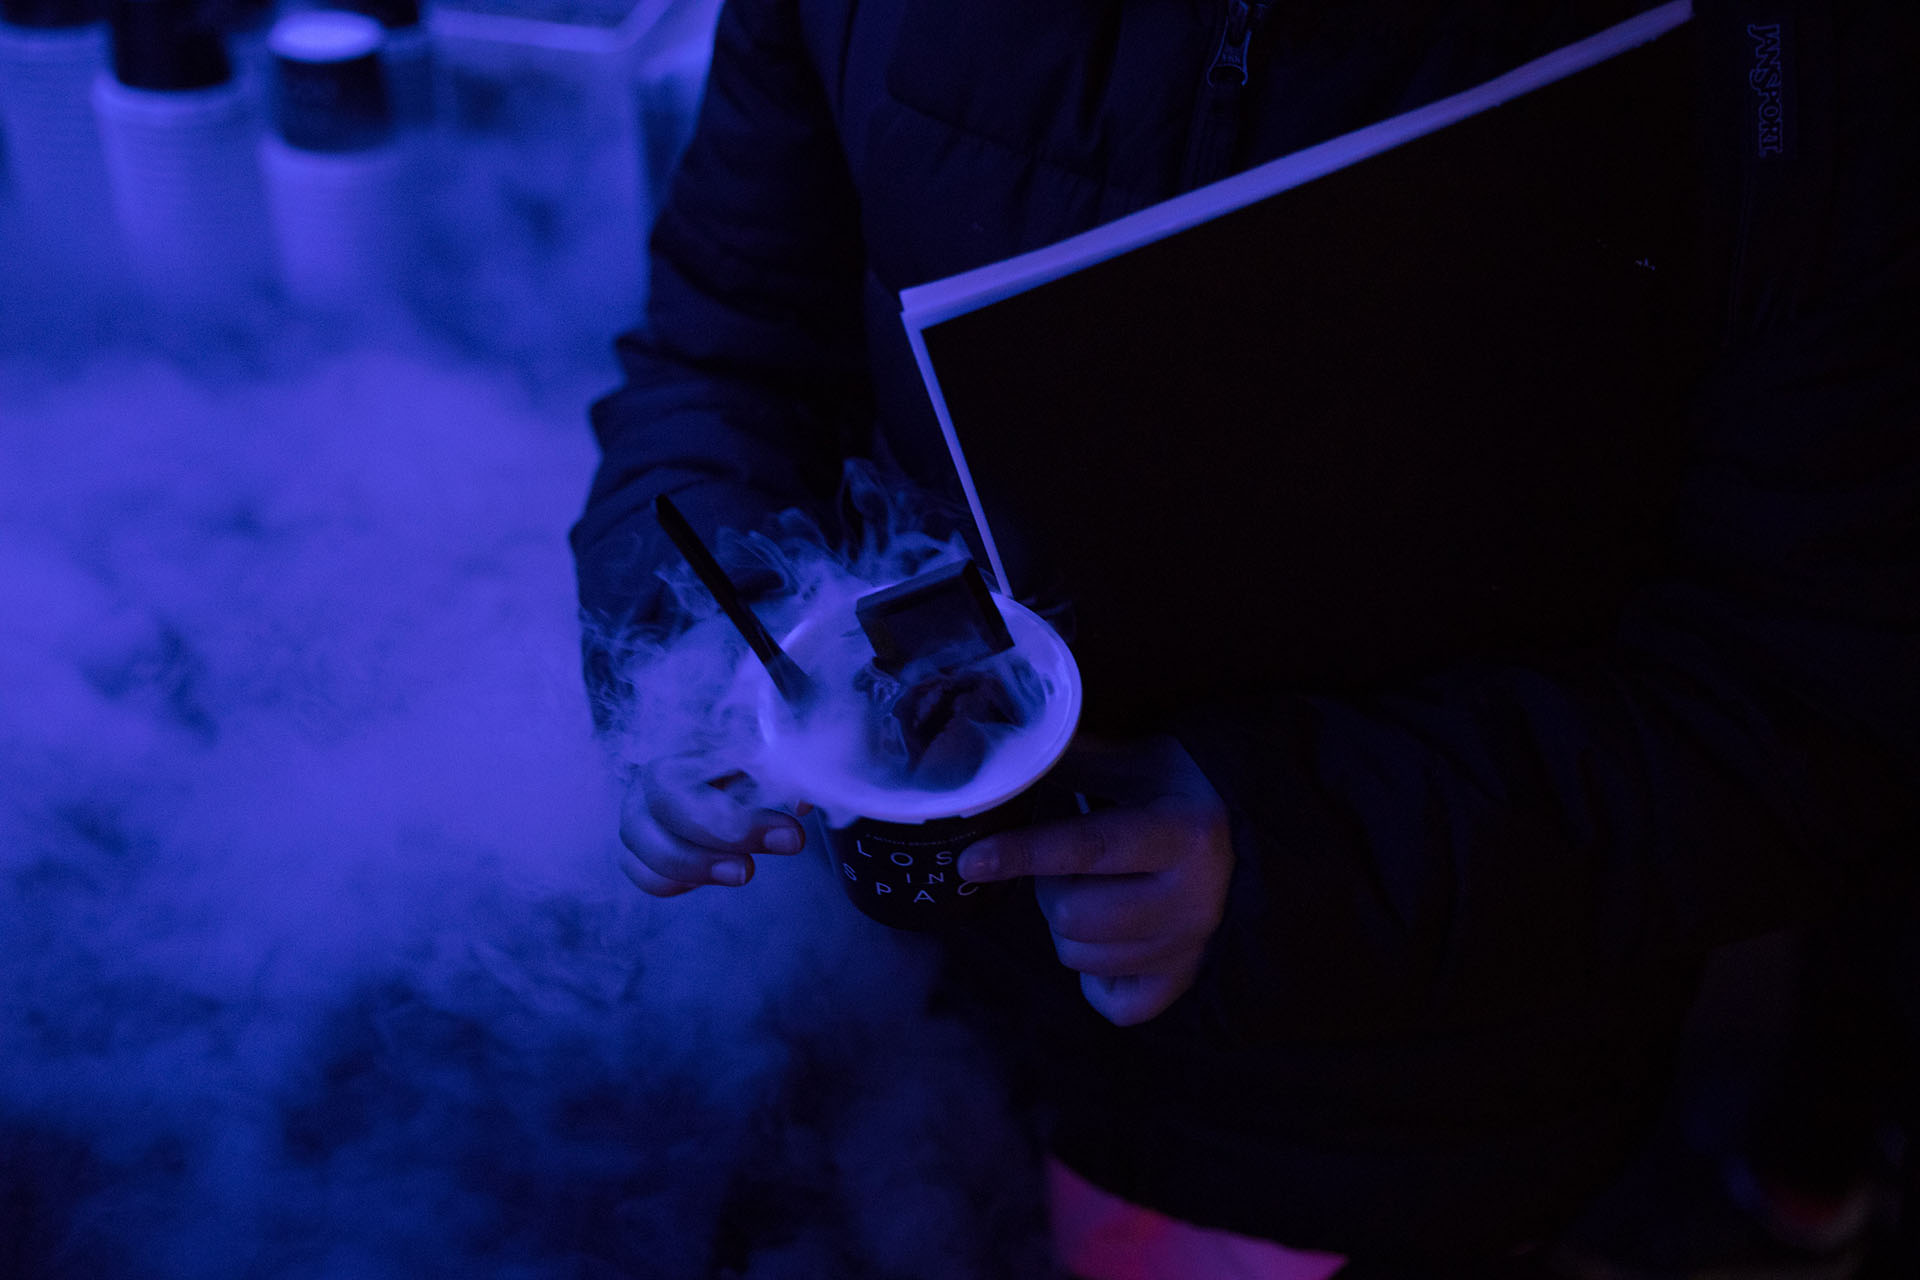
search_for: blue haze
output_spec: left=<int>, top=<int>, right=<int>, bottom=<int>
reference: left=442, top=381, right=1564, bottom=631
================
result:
left=0, top=16, right=1050, bottom=1276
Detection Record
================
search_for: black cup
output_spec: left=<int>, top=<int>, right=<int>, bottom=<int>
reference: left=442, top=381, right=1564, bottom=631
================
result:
left=759, top=590, right=1082, bottom=933
left=820, top=790, right=1043, bottom=931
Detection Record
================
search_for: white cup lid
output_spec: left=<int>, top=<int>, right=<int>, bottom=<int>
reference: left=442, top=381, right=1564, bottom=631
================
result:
left=754, top=593, right=1082, bottom=824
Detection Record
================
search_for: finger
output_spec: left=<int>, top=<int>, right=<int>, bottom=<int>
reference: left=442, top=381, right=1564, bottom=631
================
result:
left=629, top=768, right=805, bottom=856
left=1033, top=873, right=1166, bottom=944
left=647, top=774, right=771, bottom=847
left=619, top=800, right=760, bottom=888
left=680, top=805, right=805, bottom=855
left=1050, top=932, right=1194, bottom=980
left=1079, top=957, right=1201, bottom=1027
left=617, top=853, right=702, bottom=898
left=959, top=809, right=1185, bottom=882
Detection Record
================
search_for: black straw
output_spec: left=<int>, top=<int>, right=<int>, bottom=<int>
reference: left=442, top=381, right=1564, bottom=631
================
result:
left=654, top=494, right=816, bottom=711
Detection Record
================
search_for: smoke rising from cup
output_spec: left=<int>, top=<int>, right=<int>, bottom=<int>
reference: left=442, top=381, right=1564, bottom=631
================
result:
left=597, top=462, right=1069, bottom=832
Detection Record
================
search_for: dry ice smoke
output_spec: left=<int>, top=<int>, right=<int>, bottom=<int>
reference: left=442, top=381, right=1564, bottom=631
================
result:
left=851, top=648, right=1043, bottom=792
left=596, top=467, right=1053, bottom=826
left=1, top=149, right=1053, bottom=1280
left=0, top=344, right=1055, bottom=1280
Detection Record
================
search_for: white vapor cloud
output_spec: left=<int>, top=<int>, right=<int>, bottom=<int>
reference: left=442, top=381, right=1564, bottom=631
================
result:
left=0, top=330, right=1051, bottom=1276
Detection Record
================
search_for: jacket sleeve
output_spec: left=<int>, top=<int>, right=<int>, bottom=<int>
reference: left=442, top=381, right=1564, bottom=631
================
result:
left=570, top=0, right=869, bottom=729
left=1173, top=10, right=1920, bottom=1041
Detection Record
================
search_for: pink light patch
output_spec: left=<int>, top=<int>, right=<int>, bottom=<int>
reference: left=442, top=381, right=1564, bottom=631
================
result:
left=1048, top=1157, right=1349, bottom=1280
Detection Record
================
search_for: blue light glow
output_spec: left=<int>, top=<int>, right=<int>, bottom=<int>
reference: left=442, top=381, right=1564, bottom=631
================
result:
left=0, top=4, right=1045, bottom=1273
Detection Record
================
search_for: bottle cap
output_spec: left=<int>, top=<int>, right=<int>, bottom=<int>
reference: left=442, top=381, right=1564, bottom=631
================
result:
left=1, top=0, right=106, bottom=28
left=269, top=10, right=393, bottom=152
left=109, top=0, right=230, bottom=90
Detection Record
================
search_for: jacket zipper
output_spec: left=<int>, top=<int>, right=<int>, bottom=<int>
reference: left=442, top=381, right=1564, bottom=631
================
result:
left=1179, top=0, right=1271, bottom=191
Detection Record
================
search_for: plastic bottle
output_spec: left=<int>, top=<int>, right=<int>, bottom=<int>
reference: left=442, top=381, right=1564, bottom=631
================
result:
left=340, top=0, right=433, bottom=130
left=260, top=9, right=412, bottom=317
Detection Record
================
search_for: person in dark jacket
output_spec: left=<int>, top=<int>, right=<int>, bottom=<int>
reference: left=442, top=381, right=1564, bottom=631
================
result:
left=571, top=0, right=1919, bottom=1273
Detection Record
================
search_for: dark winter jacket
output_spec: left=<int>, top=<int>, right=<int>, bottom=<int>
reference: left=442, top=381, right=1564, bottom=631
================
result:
left=572, top=0, right=1920, bottom=1261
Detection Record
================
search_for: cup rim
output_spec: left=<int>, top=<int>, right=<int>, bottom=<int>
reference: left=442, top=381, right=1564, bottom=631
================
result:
left=754, top=592, right=1082, bottom=824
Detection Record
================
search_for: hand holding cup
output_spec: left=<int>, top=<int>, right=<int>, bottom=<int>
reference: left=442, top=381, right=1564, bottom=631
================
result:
left=618, top=754, right=807, bottom=896
left=958, top=735, right=1235, bottom=1026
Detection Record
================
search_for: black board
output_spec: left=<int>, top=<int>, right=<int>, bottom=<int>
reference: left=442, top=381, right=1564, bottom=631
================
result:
left=901, top=3, right=1709, bottom=729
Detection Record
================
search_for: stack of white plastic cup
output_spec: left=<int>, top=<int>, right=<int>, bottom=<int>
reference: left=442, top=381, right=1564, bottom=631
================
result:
left=0, top=0, right=122, bottom=280
left=92, top=0, right=276, bottom=318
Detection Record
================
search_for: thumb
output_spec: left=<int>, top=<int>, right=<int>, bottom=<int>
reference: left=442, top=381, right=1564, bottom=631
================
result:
left=1079, top=966, right=1191, bottom=1027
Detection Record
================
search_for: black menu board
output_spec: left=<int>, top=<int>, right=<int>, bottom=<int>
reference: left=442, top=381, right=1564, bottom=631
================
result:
left=902, top=3, right=1707, bottom=728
